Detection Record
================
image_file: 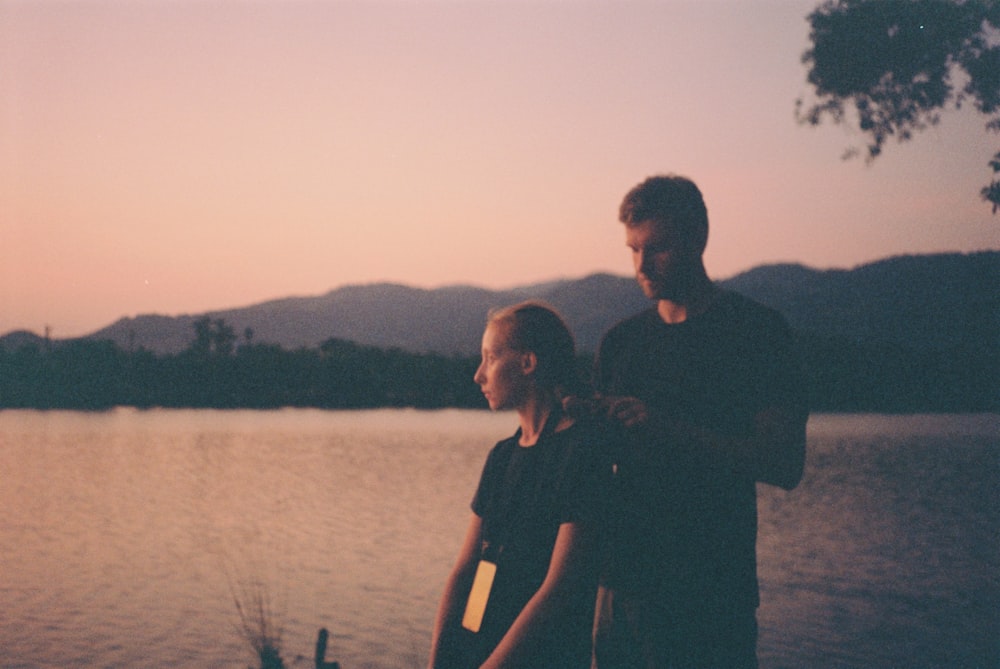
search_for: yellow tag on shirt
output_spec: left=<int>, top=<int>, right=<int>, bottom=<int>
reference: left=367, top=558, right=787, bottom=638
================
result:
left=461, top=560, right=497, bottom=633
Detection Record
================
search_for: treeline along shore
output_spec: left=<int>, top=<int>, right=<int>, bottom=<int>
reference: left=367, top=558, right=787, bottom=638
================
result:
left=0, top=317, right=483, bottom=411
left=0, top=316, right=995, bottom=413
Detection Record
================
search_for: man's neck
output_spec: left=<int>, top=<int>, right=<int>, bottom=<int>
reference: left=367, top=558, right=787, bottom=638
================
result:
left=656, top=276, right=717, bottom=325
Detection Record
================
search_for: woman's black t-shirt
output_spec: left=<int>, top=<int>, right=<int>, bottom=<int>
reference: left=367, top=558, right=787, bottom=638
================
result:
left=458, top=418, right=612, bottom=667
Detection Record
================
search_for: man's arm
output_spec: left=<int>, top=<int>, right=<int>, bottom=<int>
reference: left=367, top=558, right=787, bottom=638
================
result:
left=750, top=405, right=807, bottom=490
left=595, top=309, right=807, bottom=490
left=602, top=396, right=807, bottom=490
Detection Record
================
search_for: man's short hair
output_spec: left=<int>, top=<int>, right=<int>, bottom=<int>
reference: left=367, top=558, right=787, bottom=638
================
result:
left=619, top=174, right=709, bottom=254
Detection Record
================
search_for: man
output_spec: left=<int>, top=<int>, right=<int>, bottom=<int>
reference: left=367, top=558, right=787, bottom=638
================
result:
left=592, top=174, right=808, bottom=669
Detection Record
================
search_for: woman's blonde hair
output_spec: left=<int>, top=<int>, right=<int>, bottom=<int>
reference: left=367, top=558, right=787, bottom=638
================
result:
left=486, top=301, right=580, bottom=395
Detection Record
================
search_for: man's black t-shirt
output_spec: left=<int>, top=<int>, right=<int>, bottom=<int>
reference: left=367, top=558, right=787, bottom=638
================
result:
left=596, top=290, right=806, bottom=608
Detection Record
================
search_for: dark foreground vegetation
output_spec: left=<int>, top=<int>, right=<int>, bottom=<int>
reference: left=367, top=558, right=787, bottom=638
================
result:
left=0, top=318, right=995, bottom=413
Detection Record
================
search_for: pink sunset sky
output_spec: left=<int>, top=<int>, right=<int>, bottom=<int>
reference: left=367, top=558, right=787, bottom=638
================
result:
left=2, top=0, right=996, bottom=338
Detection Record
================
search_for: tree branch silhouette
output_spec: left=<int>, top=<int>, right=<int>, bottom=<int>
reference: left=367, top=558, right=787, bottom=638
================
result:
left=796, top=0, right=1000, bottom=212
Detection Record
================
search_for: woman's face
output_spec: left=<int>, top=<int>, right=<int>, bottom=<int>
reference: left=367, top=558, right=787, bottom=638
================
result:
left=473, top=321, right=528, bottom=411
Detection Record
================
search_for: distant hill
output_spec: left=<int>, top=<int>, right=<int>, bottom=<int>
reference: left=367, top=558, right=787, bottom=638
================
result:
left=68, top=273, right=651, bottom=356
left=723, top=253, right=999, bottom=352
left=2, top=251, right=997, bottom=356
left=0, top=330, right=47, bottom=351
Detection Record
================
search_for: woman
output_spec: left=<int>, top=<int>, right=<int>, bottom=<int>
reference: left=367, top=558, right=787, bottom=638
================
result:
left=428, top=302, right=612, bottom=669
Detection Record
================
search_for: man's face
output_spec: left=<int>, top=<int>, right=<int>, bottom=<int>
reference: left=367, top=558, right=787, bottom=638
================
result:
left=625, top=218, right=696, bottom=301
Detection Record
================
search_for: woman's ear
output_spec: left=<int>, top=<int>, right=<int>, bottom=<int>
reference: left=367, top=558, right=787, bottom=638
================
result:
left=520, top=351, right=538, bottom=376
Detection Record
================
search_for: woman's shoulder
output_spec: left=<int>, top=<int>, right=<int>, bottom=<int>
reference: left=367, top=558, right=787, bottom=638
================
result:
left=561, top=411, right=622, bottom=437
left=479, top=430, right=516, bottom=463
left=487, top=430, right=521, bottom=455
left=552, top=416, right=619, bottom=460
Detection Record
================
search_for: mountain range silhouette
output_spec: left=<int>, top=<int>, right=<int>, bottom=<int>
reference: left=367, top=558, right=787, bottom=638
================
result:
left=3, top=251, right=997, bottom=357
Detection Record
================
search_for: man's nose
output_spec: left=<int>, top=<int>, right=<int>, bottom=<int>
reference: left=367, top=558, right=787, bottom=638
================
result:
left=636, top=250, right=651, bottom=272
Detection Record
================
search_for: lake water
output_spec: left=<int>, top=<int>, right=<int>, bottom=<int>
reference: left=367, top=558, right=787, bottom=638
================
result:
left=1, top=409, right=997, bottom=669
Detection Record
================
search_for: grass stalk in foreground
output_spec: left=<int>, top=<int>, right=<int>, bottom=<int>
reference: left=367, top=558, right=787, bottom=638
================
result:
left=229, top=575, right=286, bottom=669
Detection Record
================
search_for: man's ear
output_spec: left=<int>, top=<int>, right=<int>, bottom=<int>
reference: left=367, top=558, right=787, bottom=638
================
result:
left=521, top=351, right=538, bottom=376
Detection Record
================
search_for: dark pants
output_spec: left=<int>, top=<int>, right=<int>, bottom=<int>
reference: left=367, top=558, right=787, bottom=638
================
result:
left=592, top=586, right=759, bottom=669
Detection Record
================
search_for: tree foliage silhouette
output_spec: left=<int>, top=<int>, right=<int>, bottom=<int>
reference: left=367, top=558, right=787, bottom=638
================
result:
left=191, top=316, right=238, bottom=357
left=796, top=0, right=1000, bottom=211
left=1, top=317, right=994, bottom=412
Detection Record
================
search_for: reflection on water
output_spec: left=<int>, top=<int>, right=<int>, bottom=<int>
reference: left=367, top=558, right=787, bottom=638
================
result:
left=1, top=409, right=997, bottom=668
left=758, top=414, right=999, bottom=669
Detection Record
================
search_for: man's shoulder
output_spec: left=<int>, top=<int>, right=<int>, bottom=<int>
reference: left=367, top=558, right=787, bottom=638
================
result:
left=712, top=289, right=790, bottom=331
left=602, top=307, right=659, bottom=341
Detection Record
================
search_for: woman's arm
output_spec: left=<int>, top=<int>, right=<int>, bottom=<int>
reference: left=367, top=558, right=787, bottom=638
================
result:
left=479, top=521, right=599, bottom=669
left=427, top=513, right=483, bottom=669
